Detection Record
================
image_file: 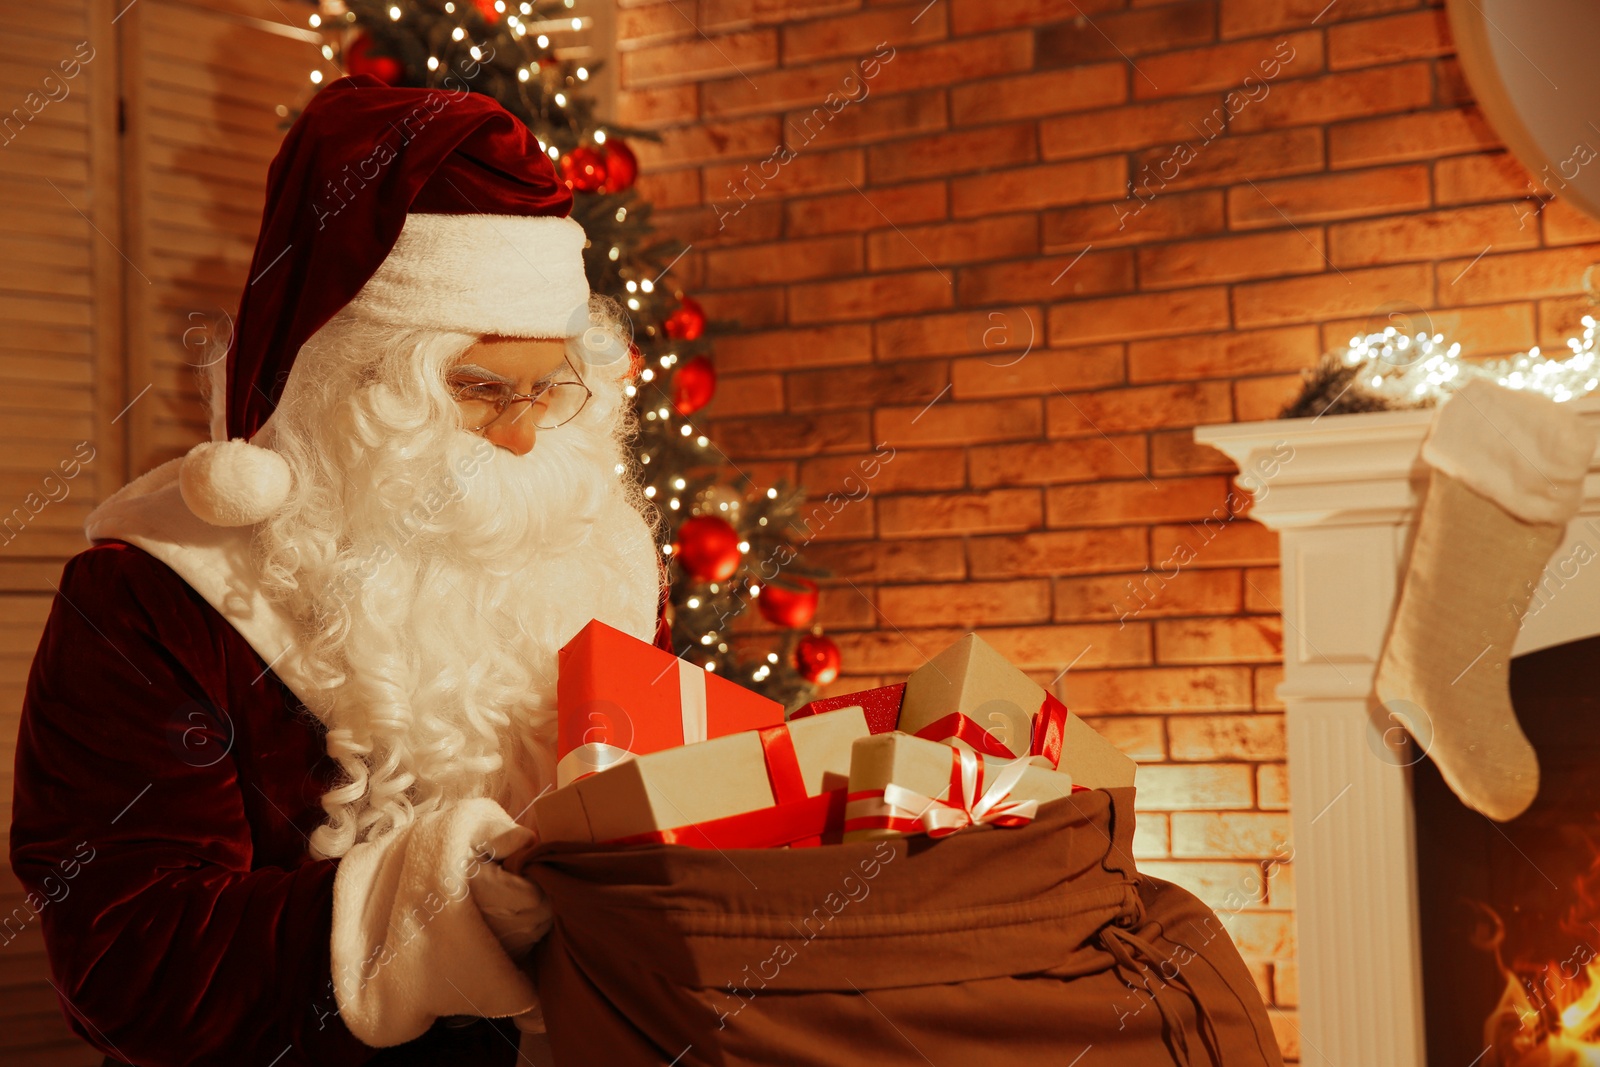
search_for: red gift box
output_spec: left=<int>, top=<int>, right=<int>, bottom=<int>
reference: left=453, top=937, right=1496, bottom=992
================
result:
left=789, top=682, right=904, bottom=735
left=555, top=619, right=784, bottom=787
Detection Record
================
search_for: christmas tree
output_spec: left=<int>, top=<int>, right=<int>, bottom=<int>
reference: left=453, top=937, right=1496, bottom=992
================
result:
left=300, top=0, right=838, bottom=708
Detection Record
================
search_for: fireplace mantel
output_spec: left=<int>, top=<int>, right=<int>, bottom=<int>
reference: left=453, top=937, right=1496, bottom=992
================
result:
left=1197, top=396, right=1600, bottom=1066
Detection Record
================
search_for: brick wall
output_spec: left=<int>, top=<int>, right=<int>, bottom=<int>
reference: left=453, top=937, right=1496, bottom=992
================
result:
left=614, top=1, right=1600, bottom=1056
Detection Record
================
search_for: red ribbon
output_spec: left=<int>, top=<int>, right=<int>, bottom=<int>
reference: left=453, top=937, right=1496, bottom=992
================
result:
left=912, top=691, right=1072, bottom=770
left=758, top=723, right=819, bottom=846
left=1030, top=691, right=1068, bottom=768
left=912, top=712, right=1016, bottom=759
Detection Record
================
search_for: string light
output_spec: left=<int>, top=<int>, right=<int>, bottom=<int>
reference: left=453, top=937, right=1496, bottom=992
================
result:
left=310, top=70, right=324, bottom=84
left=1337, top=317, right=1600, bottom=406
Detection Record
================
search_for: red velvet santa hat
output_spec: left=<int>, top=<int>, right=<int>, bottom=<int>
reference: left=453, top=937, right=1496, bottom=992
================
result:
left=180, top=73, right=591, bottom=527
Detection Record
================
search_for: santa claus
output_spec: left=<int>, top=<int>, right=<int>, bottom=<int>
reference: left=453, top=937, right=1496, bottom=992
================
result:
left=10, top=75, right=664, bottom=1064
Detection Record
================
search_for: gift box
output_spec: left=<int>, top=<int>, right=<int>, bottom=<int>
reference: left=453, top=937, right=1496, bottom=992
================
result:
left=899, top=633, right=1136, bottom=789
left=534, top=707, right=870, bottom=848
left=788, top=682, right=904, bottom=735
left=843, top=731, right=1084, bottom=842
left=555, top=618, right=784, bottom=787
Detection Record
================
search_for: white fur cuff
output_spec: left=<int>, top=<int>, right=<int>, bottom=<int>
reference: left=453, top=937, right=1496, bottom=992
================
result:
left=346, top=212, right=592, bottom=338
left=332, top=797, right=544, bottom=1047
left=1421, top=378, right=1597, bottom=525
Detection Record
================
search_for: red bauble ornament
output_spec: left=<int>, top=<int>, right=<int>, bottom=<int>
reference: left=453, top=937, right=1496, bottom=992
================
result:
left=673, top=515, right=742, bottom=582
left=600, top=139, right=638, bottom=193
left=672, top=354, right=716, bottom=416
left=757, top=578, right=819, bottom=629
left=794, top=632, right=841, bottom=686
left=346, top=34, right=404, bottom=86
left=472, top=0, right=502, bottom=23
left=663, top=297, right=707, bottom=341
left=560, top=146, right=607, bottom=193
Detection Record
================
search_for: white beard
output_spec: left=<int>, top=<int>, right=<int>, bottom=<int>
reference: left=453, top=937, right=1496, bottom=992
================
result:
left=252, top=307, right=662, bottom=858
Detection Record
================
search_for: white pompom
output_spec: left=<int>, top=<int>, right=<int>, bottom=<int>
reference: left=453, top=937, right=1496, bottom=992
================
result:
left=179, top=439, right=292, bottom=527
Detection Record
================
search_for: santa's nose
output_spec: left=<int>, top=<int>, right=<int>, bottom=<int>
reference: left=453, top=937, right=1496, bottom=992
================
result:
left=484, top=405, right=537, bottom=455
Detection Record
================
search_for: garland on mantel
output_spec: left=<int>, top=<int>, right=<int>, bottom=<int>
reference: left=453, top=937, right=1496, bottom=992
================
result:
left=1281, top=316, right=1600, bottom=419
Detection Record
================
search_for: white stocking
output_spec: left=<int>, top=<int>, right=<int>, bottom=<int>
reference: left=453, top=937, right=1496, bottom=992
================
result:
left=1374, top=379, right=1595, bottom=822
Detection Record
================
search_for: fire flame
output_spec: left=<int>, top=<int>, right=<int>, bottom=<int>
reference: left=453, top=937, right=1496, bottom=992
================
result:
left=1479, top=833, right=1600, bottom=1065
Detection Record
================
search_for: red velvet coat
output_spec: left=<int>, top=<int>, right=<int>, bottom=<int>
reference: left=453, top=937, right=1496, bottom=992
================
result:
left=9, top=541, right=521, bottom=1066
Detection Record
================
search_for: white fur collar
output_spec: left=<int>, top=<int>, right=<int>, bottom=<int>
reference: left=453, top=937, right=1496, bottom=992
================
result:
left=84, top=459, right=329, bottom=715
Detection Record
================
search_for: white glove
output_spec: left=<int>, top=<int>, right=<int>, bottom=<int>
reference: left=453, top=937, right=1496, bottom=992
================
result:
left=332, top=798, right=544, bottom=1047
left=469, top=822, right=552, bottom=959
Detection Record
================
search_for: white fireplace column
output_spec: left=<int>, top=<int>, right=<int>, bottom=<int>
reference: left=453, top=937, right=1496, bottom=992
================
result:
left=1196, top=397, right=1600, bottom=1067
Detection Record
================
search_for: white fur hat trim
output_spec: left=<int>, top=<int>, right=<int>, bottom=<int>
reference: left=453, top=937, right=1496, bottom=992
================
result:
left=343, top=212, right=592, bottom=337
left=179, top=439, right=293, bottom=527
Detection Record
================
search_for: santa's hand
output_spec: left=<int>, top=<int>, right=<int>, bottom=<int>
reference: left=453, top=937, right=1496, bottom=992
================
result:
left=469, top=854, right=551, bottom=958
left=331, top=798, right=548, bottom=1047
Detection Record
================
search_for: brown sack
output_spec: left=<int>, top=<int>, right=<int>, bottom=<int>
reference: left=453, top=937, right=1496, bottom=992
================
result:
left=522, top=786, right=1282, bottom=1067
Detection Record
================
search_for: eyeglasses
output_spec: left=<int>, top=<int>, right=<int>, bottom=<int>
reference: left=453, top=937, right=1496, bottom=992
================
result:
left=449, top=354, right=594, bottom=432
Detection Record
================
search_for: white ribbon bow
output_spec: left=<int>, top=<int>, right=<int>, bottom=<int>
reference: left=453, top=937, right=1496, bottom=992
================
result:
left=881, top=748, right=1040, bottom=838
